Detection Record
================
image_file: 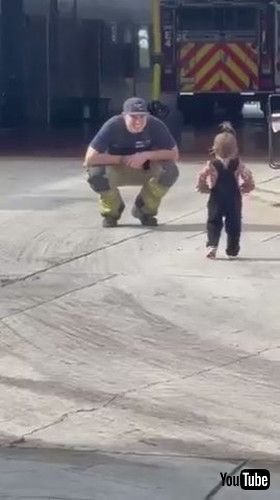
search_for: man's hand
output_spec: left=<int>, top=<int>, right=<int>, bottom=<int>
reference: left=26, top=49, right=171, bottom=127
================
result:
left=123, top=152, right=149, bottom=170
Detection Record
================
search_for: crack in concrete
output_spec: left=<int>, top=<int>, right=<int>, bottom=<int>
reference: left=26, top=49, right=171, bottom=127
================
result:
left=8, top=394, right=120, bottom=448
left=204, top=459, right=248, bottom=499
left=6, top=343, right=280, bottom=449
left=255, top=187, right=280, bottom=194
left=261, top=232, right=280, bottom=242
left=0, top=273, right=118, bottom=321
left=111, top=343, right=280, bottom=404
left=0, top=208, right=204, bottom=289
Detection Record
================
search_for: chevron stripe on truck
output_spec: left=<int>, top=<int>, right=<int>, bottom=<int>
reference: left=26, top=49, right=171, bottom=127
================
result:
left=179, top=42, right=258, bottom=92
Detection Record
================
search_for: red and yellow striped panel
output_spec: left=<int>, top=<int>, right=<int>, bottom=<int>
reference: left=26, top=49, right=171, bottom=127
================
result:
left=179, top=42, right=258, bottom=92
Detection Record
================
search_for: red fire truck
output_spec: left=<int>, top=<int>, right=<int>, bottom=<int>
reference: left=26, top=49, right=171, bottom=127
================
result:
left=155, top=0, right=280, bottom=120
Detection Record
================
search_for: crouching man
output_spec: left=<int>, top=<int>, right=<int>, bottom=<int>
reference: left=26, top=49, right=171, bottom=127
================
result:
left=83, top=97, right=179, bottom=227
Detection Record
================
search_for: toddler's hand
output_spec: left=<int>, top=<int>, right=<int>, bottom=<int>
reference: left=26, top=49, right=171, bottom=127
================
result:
left=196, top=185, right=210, bottom=194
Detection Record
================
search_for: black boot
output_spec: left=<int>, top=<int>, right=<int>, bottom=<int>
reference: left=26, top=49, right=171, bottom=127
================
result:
left=102, top=201, right=125, bottom=228
left=132, top=204, right=158, bottom=226
left=102, top=216, right=118, bottom=228
left=139, top=214, right=158, bottom=226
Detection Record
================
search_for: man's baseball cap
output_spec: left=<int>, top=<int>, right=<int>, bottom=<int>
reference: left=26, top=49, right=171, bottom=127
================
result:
left=123, top=97, right=148, bottom=115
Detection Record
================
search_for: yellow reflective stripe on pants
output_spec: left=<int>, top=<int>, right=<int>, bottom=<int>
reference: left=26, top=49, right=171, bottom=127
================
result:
left=138, top=178, right=169, bottom=215
left=99, top=188, right=123, bottom=218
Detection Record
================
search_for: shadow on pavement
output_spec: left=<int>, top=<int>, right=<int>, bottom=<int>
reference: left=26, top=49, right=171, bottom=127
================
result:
left=155, top=223, right=280, bottom=233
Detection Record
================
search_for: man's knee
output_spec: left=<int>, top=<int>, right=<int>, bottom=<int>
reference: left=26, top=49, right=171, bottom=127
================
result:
left=158, top=161, right=179, bottom=188
left=87, top=166, right=110, bottom=192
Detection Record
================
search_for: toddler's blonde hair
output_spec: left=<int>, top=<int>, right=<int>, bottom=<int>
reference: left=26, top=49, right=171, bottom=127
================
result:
left=210, top=121, right=238, bottom=159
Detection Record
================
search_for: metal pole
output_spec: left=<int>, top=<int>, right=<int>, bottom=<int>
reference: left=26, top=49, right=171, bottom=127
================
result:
left=46, top=13, right=51, bottom=126
left=151, top=0, right=161, bottom=101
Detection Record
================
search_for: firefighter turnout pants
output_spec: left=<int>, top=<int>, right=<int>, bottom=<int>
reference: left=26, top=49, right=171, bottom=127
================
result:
left=86, top=161, right=179, bottom=219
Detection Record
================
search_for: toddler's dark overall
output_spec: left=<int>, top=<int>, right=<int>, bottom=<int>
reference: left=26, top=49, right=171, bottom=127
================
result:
left=207, top=158, right=241, bottom=256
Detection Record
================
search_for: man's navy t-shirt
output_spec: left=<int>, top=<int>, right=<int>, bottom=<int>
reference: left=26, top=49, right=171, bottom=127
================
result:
left=90, top=115, right=176, bottom=155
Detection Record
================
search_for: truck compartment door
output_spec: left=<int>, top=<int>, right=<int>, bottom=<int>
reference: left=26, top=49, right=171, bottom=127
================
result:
left=179, top=42, right=221, bottom=92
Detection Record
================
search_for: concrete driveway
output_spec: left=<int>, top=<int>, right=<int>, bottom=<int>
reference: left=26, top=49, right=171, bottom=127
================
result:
left=0, top=157, right=280, bottom=498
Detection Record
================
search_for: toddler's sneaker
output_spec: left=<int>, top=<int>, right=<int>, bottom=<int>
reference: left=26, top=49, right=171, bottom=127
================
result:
left=206, top=246, right=217, bottom=259
left=226, top=245, right=240, bottom=258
